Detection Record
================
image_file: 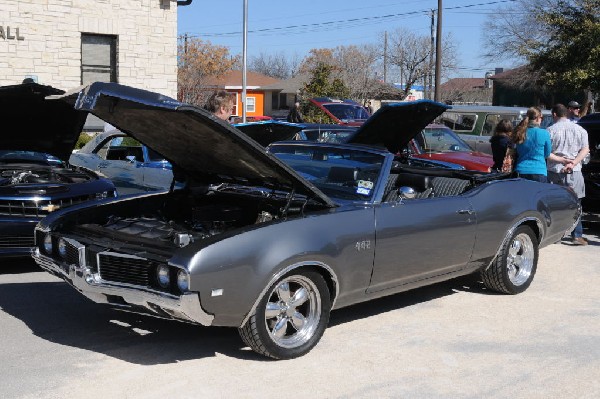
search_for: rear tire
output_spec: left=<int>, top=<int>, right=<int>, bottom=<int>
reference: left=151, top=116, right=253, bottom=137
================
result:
left=481, top=225, right=538, bottom=294
left=238, top=270, right=331, bottom=359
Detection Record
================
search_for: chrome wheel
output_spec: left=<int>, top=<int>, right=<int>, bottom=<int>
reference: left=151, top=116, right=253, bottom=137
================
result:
left=239, top=270, right=331, bottom=359
left=480, top=225, right=538, bottom=295
left=506, top=232, right=535, bottom=286
left=264, top=275, right=321, bottom=349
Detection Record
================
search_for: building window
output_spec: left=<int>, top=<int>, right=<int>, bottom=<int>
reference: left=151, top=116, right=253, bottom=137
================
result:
left=229, top=92, right=239, bottom=116
left=246, top=97, right=256, bottom=113
left=81, top=34, right=117, bottom=84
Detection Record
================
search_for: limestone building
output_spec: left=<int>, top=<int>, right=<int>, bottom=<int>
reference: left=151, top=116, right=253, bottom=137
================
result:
left=1, top=0, right=188, bottom=98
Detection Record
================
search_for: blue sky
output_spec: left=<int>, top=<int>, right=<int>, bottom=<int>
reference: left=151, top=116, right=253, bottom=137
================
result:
left=177, top=0, right=519, bottom=81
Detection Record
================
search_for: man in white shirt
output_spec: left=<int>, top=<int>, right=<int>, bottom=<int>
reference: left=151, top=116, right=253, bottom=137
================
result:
left=547, top=103, right=590, bottom=245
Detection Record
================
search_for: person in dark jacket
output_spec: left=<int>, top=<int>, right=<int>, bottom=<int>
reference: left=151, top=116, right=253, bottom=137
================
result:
left=490, top=119, right=513, bottom=171
left=287, top=102, right=304, bottom=123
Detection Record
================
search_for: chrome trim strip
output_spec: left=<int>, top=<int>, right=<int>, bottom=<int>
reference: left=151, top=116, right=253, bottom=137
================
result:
left=240, top=261, right=340, bottom=328
left=33, top=250, right=214, bottom=326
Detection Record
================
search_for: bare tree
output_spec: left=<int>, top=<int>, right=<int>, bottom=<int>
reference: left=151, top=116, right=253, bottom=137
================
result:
left=332, top=44, right=380, bottom=102
left=298, top=49, right=336, bottom=75
left=249, top=51, right=301, bottom=79
left=296, top=46, right=380, bottom=102
left=385, top=28, right=457, bottom=98
left=440, top=79, right=492, bottom=104
left=177, top=36, right=239, bottom=106
left=387, top=29, right=426, bottom=94
left=481, top=0, right=554, bottom=62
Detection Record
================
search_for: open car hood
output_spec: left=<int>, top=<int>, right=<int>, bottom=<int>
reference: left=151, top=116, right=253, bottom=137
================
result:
left=60, top=82, right=336, bottom=207
left=0, top=83, right=88, bottom=161
left=235, top=120, right=303, bottom=147
left=348, top=100, right=450, bottom=153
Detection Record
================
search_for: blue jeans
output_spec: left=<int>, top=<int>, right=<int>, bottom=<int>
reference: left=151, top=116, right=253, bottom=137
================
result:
left=519, top=174, right=548, bottom=183
left=571, top=200, right=584, bottom=238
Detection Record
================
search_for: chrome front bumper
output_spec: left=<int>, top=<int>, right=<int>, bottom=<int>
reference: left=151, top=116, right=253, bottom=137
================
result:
left=33, top=249, right=214, bottom=326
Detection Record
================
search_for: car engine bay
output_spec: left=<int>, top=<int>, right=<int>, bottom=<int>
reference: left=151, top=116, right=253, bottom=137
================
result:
left=0, top=165, right=95, bottom=186
left=64, top=185, right=317, bottom=256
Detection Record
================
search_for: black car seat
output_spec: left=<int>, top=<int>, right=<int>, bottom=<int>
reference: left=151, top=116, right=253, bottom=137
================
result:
left=384, top=173, right=433, bottom=201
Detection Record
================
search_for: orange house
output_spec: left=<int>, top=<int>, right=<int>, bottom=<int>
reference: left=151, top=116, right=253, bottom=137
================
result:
left=204, top=70, right=281, bottom=118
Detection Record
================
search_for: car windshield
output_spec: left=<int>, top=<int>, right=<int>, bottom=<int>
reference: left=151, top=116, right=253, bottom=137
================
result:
left=414, top=127, right=473, bottom=153
left=268, top=144, right=384, bottom=201
left=302, top=129, right=357, bottom=143
left=106, top=136, right=167, bottom=163
left=0, top=150, right=63, bottom=165
left=322, top=104, right=370, bottom=122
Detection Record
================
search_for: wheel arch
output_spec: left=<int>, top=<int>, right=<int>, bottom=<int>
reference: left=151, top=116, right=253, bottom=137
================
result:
left=239, top=260, right=339, bottom=328
left=485, top=216, right=543, bottom=271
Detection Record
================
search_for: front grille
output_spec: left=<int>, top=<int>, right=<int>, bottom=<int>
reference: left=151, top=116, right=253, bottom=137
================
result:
left=98, top=253, right=153, bottom=287
left=0, top=195, right=97, bottom=217
left=64, top=239, right=82, bottom=265
left=0, top=235, right=35, bottom=248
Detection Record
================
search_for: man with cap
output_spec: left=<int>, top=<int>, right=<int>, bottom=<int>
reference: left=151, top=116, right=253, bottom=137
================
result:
left=567, top=101, right=581, bottom=121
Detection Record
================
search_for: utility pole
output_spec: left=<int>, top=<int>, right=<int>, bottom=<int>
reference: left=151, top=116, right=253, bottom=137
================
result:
left=429, top=9, right=435, bottom=100
left=242, top=0, right=248, bottom=123
left=434, top=0, right=442, bottom=101
left=383, top=31, right=387, bottom=84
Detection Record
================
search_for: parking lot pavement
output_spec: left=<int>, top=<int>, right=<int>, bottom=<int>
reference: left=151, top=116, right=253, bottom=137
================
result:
left=1, top=222, right=599, bottom=399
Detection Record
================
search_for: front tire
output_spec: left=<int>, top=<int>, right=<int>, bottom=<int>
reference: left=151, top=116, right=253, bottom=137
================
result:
left=481, top=225, right=538, bottom=294
left=238, top=270, right=331, bottom=359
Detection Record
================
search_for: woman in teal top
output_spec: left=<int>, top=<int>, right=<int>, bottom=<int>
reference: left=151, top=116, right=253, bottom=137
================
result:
left=513, top=107, right=569, bottom=182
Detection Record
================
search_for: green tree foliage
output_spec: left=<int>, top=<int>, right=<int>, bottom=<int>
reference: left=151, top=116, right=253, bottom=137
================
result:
left=75, top=132, right=92, bottom=150
left=300, top=62, right=351, bottom=123
left=301, top=62, right=350, bottom=99
left=527, top=0, right=600, bottom=94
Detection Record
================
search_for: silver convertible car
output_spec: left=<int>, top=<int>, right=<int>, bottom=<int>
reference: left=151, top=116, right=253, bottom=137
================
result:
left=33, top=82, right=580, bottom=359
left=70, top=129, right=174, bottom=195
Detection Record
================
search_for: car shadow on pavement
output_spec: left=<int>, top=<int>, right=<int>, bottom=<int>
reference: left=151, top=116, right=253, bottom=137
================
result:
left=0, top=274, right=492, bottom=363
left=1, top=258, right=41, bottom=274
left=0, top=281, right=254, bottom=364
left=329, top=273, right=488, bottom=328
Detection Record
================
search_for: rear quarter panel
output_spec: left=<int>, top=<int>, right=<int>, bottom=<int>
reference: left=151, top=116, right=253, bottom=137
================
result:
left=467, top=178, right=579, bottom=268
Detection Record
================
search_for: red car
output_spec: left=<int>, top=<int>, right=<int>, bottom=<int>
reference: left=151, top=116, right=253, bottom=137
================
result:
left=307, top=97, right=370, bottom=126
left=348, top=102, right=494, bottom=172
left=408, top=124, right=493, bottom=172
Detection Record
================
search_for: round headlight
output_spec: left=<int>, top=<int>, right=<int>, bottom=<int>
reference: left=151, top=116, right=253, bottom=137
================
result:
left=57, top=238, right=67, bottom=258
left=43, top=234, right=53, bottom=254
left=177, top=269, right=189, bottom=293
left=156, top=265, right=170, bottom=288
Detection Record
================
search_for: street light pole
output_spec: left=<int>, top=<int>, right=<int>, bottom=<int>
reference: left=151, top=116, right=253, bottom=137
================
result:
left=242, top=0, right=248, bottom=123
left=434, top=0, right=442, bottom=101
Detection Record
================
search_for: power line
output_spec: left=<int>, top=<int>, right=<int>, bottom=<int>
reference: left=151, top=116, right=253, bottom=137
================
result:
left=186, top=0, right=518, bottom=39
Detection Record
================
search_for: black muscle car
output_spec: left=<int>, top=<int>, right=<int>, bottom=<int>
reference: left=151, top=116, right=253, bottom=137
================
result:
left=0, top=82, right=116, bottom=257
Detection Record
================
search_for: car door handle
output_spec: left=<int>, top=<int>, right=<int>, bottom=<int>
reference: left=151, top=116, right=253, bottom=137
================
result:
left=457, top=209, right=474, bottom=215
